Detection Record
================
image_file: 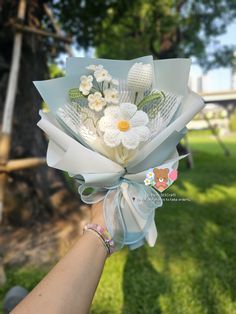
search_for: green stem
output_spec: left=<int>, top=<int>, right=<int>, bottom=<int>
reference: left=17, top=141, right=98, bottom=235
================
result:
left=94, top=79, right=103, bottom=94
left=134, top=92, right=138, bottom=104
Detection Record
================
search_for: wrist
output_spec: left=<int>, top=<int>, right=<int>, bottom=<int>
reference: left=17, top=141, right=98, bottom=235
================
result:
left=82, top=230, right=108, bottom=257
left=83, top=223, right=115, bottom=256
left=91, top=202, right=106, bottom=229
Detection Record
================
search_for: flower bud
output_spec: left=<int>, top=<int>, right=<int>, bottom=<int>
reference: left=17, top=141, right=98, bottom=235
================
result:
left=127, top=62, right=153, bottom=92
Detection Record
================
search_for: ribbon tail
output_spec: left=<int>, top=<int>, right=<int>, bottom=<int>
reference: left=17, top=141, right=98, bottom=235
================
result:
left=104, top=180, right=162, bottom=250
left=78, top=184, right=108, bottom=204
left=145, top=221, right=158, bottom=247
left=120, top=182, right=161, bottom=247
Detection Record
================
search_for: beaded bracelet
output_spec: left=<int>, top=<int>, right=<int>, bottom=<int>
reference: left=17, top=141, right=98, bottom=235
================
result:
left=83, top=223, right=115, bottom=256
left=84, top=228, right=110, bottom=255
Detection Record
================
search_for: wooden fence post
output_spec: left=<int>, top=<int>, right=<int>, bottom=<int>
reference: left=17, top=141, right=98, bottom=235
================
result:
left=0, top=0, right=27, bottom=221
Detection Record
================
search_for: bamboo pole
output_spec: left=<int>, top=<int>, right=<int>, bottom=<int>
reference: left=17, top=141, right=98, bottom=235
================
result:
left=43, top=4, right=73, bottom=56
left=2, top=1, right=26, bottom=134
left=0, top=158, right=46, bottom=173
left=11, top=23, right=72, bottom=44
left=0, top=2, right=73, bottom=222
left=0, top=0, right=26, bottom=221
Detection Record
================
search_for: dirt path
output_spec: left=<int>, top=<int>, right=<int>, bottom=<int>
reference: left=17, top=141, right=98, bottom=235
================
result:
left=0, top=205, right=91, bottom=267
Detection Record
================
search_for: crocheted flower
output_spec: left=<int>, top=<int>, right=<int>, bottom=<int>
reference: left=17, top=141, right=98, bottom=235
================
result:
left=94, top=67, right=112, bottom=83
left=88, top=92, right=106, bottom=112
left=104, top=88, right=119, bottom=104
left=127, top=62, right=152, bottom=92
left=86, top=64, right=103, bottom=71
left=79, top=75, right=93, bottom=95
left=98, top=103, right=150, bottom=149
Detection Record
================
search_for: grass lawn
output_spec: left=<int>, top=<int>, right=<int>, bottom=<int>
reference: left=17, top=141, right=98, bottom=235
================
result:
left=1, top=134, right=236, bottom=314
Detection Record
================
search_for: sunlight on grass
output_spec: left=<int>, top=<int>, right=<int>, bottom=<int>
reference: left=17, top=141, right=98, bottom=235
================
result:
left=174, top=181, right=236, bottom=206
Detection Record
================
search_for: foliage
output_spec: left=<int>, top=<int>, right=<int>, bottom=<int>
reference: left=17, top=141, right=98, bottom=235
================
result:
left=52, top=0, right=236, bottom=69
left=49, top=63, right=64, bottom=78
left=98, top=0, right=236, bottom=70
left=1, top=1, right=235, bottom=70
left=68, top=88, right=85, bottom=101
left=1, top=135, right=235, bottom=314
left=137, top=91, right=164, bottom=110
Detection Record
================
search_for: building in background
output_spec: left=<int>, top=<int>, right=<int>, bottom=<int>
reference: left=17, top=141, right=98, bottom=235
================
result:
left=188, top=59, right=236, bottom=134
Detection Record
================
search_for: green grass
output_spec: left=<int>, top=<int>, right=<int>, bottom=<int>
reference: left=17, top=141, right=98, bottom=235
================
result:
left=0, top=268, right=48, bottom=313
left=1, top=134, right=236, bottom=314
left=230, top=110, right=236, bottom=131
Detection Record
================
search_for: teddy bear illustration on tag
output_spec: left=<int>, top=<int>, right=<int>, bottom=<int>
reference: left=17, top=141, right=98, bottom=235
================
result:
left=153, top=168, right=169, bottom=192
left=144, top=167, right=178, bottom=192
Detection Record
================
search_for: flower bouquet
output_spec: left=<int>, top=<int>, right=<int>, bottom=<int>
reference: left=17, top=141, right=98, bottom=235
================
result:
left=34, top=55, right=204, bottom=250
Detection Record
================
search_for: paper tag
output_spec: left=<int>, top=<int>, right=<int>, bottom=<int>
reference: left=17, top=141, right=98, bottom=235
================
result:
left=144, top=167, right=178, bottom=192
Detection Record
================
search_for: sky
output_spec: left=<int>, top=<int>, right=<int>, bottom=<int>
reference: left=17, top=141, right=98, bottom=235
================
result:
left=190, top=22, right=236, bottom=92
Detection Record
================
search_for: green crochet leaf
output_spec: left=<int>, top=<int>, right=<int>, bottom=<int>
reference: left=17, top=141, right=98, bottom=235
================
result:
left=68, top=88, right=85, bottom=100
left=137, top=91, right=165, bottom=110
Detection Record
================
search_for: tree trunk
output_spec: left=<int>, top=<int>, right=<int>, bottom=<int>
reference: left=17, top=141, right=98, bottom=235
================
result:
left=0, top=1, right=81, bottom=226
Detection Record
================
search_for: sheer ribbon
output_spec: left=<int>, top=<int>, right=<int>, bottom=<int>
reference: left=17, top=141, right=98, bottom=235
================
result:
left=78, top=179, right=163, bottom=250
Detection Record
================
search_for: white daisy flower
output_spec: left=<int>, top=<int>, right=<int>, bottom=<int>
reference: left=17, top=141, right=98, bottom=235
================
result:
left=144, top=178, right=151, bottom=186
left=88, top=92, right=106, bottom=112
left=104, top=88, right=119, bottom=104
left=79, top=75, right=93, bottom=95
left=98, top=103, right=150, bottom=150
left=86, top=64, right=103, bottom=71
left=94, top=68, right=112, bottom=83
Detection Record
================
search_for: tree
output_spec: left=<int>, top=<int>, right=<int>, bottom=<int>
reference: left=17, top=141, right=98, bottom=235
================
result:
left=0, top=1, right=82, bottom=225
left=56, top=0, right=236, bottom=69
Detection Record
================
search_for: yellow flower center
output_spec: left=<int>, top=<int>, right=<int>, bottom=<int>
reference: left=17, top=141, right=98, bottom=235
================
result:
left=117, top=120, right=130, bottom=132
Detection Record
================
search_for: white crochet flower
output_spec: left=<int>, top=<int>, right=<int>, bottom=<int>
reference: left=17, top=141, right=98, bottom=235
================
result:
left=79, top=75, right=93, bottom=95
left=88, top=92, right=106, bottom=112
left=94, top=68, right=112, bottom=83
left=104, top=88, right=119, bottom=104
left=127, top=62, right=152, bottom=91
left=86, top=64, right=103, bottom=71
left=98, top=103, right=150, bottom=149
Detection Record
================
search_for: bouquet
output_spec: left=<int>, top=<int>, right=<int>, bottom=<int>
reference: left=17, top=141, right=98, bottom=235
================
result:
left=34, top=56, right=204, bottom=250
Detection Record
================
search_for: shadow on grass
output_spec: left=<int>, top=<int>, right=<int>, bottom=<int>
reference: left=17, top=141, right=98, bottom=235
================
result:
left=122, top=248, right=168, bottom=314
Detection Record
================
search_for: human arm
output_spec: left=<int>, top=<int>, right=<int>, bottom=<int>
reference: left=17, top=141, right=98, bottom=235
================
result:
left=12, top=202, right=107, bottom=314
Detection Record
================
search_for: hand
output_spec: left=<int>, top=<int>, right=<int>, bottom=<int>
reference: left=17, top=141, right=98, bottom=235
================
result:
left=91, top=201, right=106, bottom=229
